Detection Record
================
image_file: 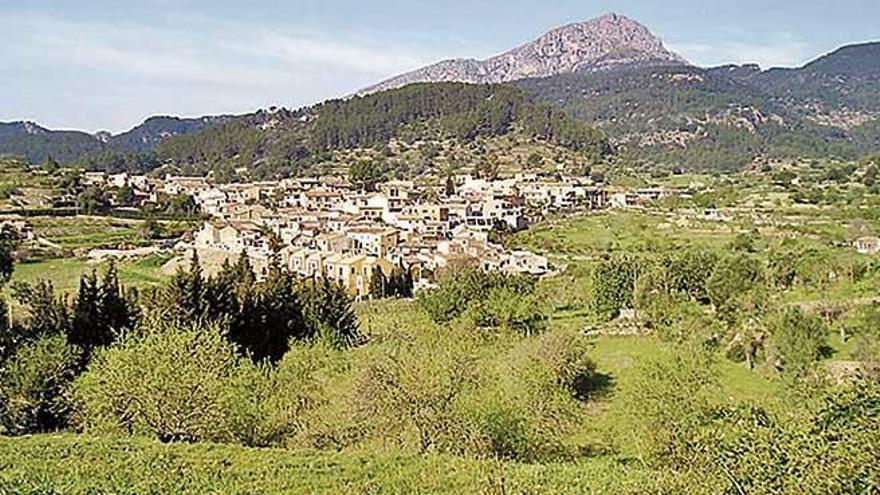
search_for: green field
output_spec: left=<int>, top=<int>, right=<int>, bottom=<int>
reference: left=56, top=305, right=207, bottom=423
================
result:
left=0, top=434, right=670, bottom=495
left=10, top=255, right=171, bottom=294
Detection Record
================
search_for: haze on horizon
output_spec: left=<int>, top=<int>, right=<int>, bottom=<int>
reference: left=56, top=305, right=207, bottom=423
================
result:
left=2, top=0, right=878, bottom=134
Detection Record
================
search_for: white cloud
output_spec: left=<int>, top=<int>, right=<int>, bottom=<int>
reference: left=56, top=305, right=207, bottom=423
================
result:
left=0, top=13, right=444, bottom=131
left=669, top=35, right=813, bottom=69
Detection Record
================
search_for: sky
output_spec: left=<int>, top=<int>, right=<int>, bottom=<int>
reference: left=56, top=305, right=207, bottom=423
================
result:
left=2, top=0, right=878, bottom=133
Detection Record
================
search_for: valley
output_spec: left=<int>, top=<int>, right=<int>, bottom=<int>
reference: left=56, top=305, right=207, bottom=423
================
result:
left=0, top=8, right=878, bottom=495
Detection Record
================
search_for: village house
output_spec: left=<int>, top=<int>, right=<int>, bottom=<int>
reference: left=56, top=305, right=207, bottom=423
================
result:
left=282, top=247, right=328, bottom=278
left=501, top=251, right=550, bottom=276
left=194, top=221, right=268, bottom=254
left=316, top=232, right=351, bottom=254
left=195, top=188, right=228, bottom=216
left=163, top=176, right=211, bottom=197
left=378, top=180, right=417, bottom=212
left=302, top=188, right=343, bottom=211
left=82, top=171, right=107, bottom=187
left=323, top=254, right=394, bottom=298
left=345, top=226, right=399, bottom=257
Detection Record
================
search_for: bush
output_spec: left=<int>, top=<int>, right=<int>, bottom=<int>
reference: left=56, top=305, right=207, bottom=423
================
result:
left=766, top=307, right=829, bottom=381
left=417, top=270, right=536, bottom=325
left=706, top=253, right=766, bottom=324
left=222, top=343, right=337, bottom=447
left=352, top=328, right=481, bottom=455
left=591, top=254, right=644, bottom=319
left=71, top=321, right=239, bottom=442
left=475, top=286, right=547, bottom=334
left=472, top=330, right=598, bottom=460
left=0, top=334, right=80, bottom=435
left=338, top=326, right=595, bottom=462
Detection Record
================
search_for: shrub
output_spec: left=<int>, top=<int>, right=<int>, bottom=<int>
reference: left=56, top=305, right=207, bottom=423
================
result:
left=766, top=307, right=829, bottom=381
left=326, top=326, right=596, bottom=462
left=472, top=330, right=598, bottom=460
left=706, top=253, right=766, bottom=324
left=71, top=321, right=239, bottom=442
left=591, top=254, right=644, bottom=319
left=222, top=343, right=337, bottom=447
left=476, top=286, right=547, bottom=334
left=353, top=328, right=481, bottom=454
left=417, top=270, right=536, bottom=325
left=0, top=334, right=80, bottom=435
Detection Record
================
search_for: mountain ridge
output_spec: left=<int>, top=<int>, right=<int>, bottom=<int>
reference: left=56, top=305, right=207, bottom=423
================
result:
left=359, top=13, right=688, bottom=95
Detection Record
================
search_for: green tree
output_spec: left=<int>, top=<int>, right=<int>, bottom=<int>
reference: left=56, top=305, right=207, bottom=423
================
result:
left=0, top=225, right=22, bottom=285
left=349, top=160, right=386, bottom=192
left=76, top=186, right=110, bottom=215
left=767, top=307, right=829, bottom=381
left=591, top=254, right=643, bottom=319
left=0, top=334, right=79, bottom=435
left=115, top=185, right=137, bottom=206
left=299, top=277, right=360, bottom=347
left=40, top=155, right=60, bottom=173
left=138, top=217, right=164, bottom=240
left=246, top=266, right=306, bottom=362
left=71, top=321, right=239, bottom=443
left=10, top=280, right=72, bottom=338
left=706, top=253, right=765, bottom=324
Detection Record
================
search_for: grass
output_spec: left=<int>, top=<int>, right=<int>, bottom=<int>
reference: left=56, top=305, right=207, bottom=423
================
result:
left=28, top=216, right=146, bottom=251
left=510, top=210, right=744, bottom=256
left=0, top=434, right=666, bottom=495
left=10, top=255, right=171, bottom=294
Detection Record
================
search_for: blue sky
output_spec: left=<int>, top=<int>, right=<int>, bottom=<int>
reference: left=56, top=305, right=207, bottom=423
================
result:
left=2, top=0, right=878, bottom=133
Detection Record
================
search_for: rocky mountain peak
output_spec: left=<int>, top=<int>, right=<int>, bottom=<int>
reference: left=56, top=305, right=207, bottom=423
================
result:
left=359, top=14, right=688, bottom=95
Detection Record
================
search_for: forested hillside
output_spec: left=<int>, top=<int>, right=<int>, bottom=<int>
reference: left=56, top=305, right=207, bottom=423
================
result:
left=518, top=42, right=880, bottom=171
left=743, top=42, right=880, bottom=114
left=519, top=66, right=864, bottom=171
left=0, top=123, right=105, bottom=164
left=151, top=83, right=611, bottom=180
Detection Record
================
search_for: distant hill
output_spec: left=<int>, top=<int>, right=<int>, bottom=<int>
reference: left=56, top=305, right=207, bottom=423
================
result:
left=108, top=116, right=232, bottom=153
left=359, top=14, right=688, bottom=95
left=0, top=116, right=230, bottom=165
left=0, top=122, right=104, bottom=164
left=725, top=42, right=880, bottom=127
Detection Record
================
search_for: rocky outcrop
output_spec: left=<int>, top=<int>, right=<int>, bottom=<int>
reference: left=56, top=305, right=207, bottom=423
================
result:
left=360, top=13, right=688, bottom=95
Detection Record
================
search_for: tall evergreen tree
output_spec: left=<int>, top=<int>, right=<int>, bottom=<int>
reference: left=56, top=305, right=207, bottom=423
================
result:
left=247, top=264, right=305, bottom=362
left=98, top=262, right=137, bottom=338
left=300, top=276, right=360, bottom=347
left=69, top=270, right=101, bottom=351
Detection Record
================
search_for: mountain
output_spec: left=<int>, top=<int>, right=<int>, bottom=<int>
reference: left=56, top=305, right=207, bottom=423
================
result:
left=722, top=42, right=880, bottom=128
left=518, top=41, right=880, bottom=170
left=360, top=13, right=688, bottom=95
left=0, top=116, right=230, bottom=165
